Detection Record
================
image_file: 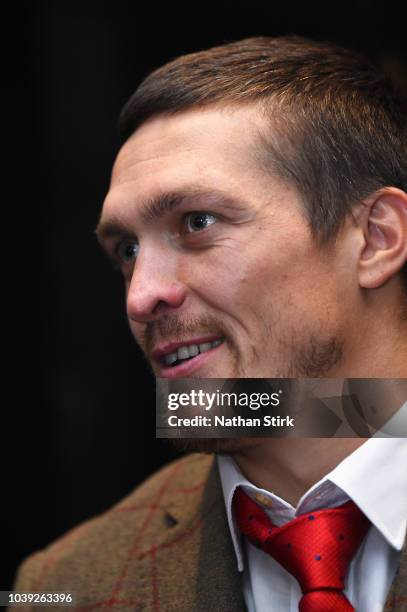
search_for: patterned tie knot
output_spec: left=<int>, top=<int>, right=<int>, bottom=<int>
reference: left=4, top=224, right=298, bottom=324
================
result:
left=233, top=487, right=371, bottom=612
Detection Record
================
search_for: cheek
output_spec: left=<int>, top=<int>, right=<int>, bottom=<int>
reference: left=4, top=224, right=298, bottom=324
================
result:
left=180, top=249, right=261, bottom=310
left=234, top=244, right=343, bottom=324
left=178, top=230, right=343, bottom=321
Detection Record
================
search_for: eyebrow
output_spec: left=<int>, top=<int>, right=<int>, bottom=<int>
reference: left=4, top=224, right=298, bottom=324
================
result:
left=95, top=187, right=246, bottom=243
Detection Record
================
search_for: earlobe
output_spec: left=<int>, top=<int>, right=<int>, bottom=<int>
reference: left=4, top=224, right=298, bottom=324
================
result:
left=358, top=189, right=407, bottom=289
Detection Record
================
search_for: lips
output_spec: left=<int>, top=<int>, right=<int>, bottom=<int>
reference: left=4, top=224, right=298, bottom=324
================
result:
left=153, top=336, right=225, bottom=378
left=162, top=338, right=223, bottom=366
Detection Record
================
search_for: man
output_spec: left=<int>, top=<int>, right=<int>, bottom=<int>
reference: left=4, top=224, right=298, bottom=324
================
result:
left=14, top=36, right=406, bottom=610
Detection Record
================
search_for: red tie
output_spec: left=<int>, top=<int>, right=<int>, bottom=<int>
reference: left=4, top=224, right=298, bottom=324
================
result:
left=233, top=487, right=371, bottom=611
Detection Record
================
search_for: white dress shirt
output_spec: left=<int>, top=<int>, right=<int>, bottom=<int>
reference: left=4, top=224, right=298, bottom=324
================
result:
left=218, top=425, right=407, bottom=612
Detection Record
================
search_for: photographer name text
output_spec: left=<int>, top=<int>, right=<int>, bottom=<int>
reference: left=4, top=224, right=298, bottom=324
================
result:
left=167, top=415, right=294, bottom=427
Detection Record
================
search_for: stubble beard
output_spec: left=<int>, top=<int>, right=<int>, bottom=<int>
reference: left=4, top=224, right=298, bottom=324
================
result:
left=140, top=314, right=345, bottom=454
left=168, top=331, right=345, bottom=454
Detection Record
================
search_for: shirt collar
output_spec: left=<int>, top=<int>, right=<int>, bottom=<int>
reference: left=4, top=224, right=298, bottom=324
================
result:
left=218, top=435, right=407, bottom=572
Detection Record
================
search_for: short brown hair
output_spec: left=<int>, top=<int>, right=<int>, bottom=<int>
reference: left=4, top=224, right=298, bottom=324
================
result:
left=118, top=36, right=407, bottom=290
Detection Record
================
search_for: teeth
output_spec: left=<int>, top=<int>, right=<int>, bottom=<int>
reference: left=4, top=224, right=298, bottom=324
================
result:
left=177, top=346, right=190, bottom=360
left=163, top=338, right=224, bottom=366
left=199, top=342, right=212, bottom=353
left=164, top=352, right=178, bottom=365
left=188, top=344, right=199, bottom=357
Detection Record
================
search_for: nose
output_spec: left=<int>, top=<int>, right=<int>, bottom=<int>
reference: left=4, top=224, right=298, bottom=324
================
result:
left=126, top=244, right=187, bottom=323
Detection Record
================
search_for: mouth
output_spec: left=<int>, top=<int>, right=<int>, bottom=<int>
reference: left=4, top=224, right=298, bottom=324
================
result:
left=152, top=336, right=225, bottom=379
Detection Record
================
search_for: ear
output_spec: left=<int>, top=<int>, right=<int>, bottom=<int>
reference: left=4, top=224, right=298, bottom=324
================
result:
left=357, top=187, right=407, bottom=289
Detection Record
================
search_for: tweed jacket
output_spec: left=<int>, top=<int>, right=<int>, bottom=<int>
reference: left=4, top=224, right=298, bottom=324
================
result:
left=13, top=453, right=407, bottom=611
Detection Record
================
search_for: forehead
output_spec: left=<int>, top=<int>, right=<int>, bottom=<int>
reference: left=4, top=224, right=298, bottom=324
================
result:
left=112, top=105, right=264, bottom=181
left=103, top=106, right=279, bottom=217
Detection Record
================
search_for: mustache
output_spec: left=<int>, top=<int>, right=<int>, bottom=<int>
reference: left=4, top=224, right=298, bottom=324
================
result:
left=141, top=314, right=227, bottom=354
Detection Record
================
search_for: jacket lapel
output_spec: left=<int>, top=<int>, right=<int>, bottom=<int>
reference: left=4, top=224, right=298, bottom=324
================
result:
left=159, top=455, right=246, bottom=611
left=131, top=453, right=246, bottom=611
left=194, top=459, right=247, bottom=611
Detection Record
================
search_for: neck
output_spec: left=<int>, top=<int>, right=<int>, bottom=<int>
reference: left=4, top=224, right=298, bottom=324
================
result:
left=232, top=438, right=368, bottom=507
left=230, top=378, right=406, bottom=505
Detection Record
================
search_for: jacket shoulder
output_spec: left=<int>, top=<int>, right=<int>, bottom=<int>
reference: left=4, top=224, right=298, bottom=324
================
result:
left=114, top=451, right=214, bottom=510
left=13, top=453, right=215, bottom=596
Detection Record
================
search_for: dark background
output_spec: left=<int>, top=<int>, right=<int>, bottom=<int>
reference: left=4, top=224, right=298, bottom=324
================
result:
left=4, top=0, right=406, bottom=590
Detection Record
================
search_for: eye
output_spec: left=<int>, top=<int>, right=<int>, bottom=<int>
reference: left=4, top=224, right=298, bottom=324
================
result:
left=185, top=212, right=217, bottom=233
left=116, top=239, right=139, bottom=263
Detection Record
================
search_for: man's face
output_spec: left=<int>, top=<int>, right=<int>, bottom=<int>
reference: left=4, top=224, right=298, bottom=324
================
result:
left=98, top=106, right=359, bottom=379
